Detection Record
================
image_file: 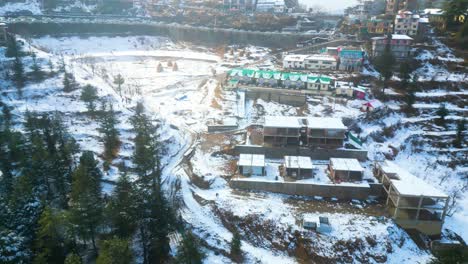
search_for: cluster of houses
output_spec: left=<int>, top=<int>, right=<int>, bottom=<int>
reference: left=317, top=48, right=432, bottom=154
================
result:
left=340, top=0, right=459, bottom=60
left=283, top=46, right=366, bottom=72
left=223, top=0, right=288, bottom=13
left=227, top=68, right=368, bottom=98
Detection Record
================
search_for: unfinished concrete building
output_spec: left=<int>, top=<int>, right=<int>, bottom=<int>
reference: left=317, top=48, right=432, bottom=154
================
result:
left=329, top=158, right=364, bottom=182
left=375, top=160, right=449, bottom=236
left=263, top=116, right=347, bottom=148
left=282, top=156, right=314, bottom=179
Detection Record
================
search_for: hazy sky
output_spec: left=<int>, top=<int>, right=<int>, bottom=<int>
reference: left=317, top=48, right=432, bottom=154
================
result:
left=299, top=0, right=359, bottom=13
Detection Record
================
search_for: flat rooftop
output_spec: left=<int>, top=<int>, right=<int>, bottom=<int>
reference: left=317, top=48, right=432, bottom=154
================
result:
left=381, top=160, right=448, bottom=198
left=330, top=158, right=364, bottom=172
left=284, top=156, right=314, bottom=169
left=264, top=116, right=347, bottom=130
left=239, top=154, right=265, bottom=167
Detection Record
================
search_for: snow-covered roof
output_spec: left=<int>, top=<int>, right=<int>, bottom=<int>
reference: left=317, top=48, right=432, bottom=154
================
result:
left=264, top=116, right=346, bottom=130
left=305, top=54, right=337, bottom=62
left=396, top=11, right=420, bottom=19
left=364, top=99, right=383, bottom=108
left=238, top=154, right=265, bottom=167
left=330, top=158, right=364, bottom=172
left=264, top=116, right=306, bottom=128
left=307, top=117, right=347, bottom=130
left=372, top=34, right=414, bottom=41
left=381, top=160, right=448, bottom=198
left=283, top=54, right=309, bottom=62
left=284, top=156, right=314, bottom=169
left=419, top=17, right=429, bottom=23
left=423, top=8, right=444, bottom=15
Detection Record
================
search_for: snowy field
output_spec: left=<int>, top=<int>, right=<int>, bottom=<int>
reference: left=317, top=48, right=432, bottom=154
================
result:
left=1, top=33, right=465, bottom=262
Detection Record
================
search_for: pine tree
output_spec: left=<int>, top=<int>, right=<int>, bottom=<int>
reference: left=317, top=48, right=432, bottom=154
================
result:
left=13, top=55, right=26, bottom=94
left=31, top=53, right=45, bottom=82
left=130, top=102, right=174, bottom=263
left=96, top=238, right=133, bottom=264
left=436, top=104, right=449, bottom=126
left=69, top=151, right=103, bottom=254
left=107, top=174, right=137, bottom=238
left=399, top=61, right=411, bottom=88
left=80, top=85, right=99, bottom=113
left=174, top=231, right=205, bottom=264
left=374, top=35, right=396, bottom=93
left=98, top=103, right=120, bottom=162
left=453, top=118, right=466, bottom=148
left=230, top=230, right=242, bottom=262
left=63, top=72, right=77, bottom=92
left=172, top=62, right=179, bottom=71
left=33, top=207, right=66, bottom=264
left=64, top=253, right=82, bottom=264
left=113, top=74, right=125, bottom=97
left=5, top=34, right=22, bottom=58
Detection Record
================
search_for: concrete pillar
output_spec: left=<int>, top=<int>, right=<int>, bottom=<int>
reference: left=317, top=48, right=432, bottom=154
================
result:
left=415, top=195, right=424, bottom=220
left=393, top=195, right=401, bottom=218
left=441, top=197, right=449, bottom=223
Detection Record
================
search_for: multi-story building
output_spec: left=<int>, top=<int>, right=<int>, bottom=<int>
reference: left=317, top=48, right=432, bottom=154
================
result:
left=362, top=18, right=394, bottom=35
left=394, top=10, right=420, bottom=37
left=224, top=0, right=256, bottom=11
left=371, top=34, right=413, bottom=59
left=338, top=47, right=365, bottom=72
left=256, top=0, right=286, bottom=13
left=263, top=116, right=347, bottom=148
left=282, top=54, right=337, bottom=71
left=385, top=0, right=417, bottom=15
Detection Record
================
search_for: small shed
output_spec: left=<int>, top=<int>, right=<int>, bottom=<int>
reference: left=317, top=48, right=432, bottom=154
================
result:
left=238, top=154, right=265, bottom=176
left=317, top=217, right=332, bottom=234
left=303, top=216, right=317, bottom=230
left=362, top=99, right=383, bottom=112
left=283, top=156, right=314, bottom=179
left=329, top=158, right=364, bottom=182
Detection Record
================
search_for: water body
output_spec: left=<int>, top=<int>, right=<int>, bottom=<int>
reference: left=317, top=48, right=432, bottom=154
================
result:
left=299, top=0, right=359, bottom=13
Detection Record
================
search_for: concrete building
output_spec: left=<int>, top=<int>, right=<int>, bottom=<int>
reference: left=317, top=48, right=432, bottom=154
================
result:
left=371, top=34, right=413, bottom=59
left=224, top=0, right=256, bottom=11
left=386, top=0, right=417, bottom=15
left=306, top=76, right=334, bottom=92
left=375, top=160, right=449, bottom=236
left=263, top=116, right=347, bottom=148
left=329, top=158, right=364, bottom=182
left=282, top=156, right=314, bottom=179
left=361, top=18, right=394, bottom=35
left=238, top=154, right=265, bottom=176
left=338, top=47, right=365, bottom=72
left=256, top=0, right=286, bottom=13
left=306, top=117, right=347, bottom=148
left=394, top=10, right=420, bottom=37
left=283, top=54, right=337, bottom=70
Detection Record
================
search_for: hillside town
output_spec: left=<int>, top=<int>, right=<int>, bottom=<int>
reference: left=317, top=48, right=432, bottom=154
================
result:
left=0, top=0, right=467, bottom=263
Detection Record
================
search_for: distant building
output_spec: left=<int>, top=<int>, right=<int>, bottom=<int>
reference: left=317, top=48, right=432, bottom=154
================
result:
left=386, top=0, right=417, bottom=15
left=238, top=154, right=265, bottom=176
left=338, top=47, right=365, bottom=72
left=423, top=8, right=446, bottom=30
left=329, top=158, right=364, bottom=182
left=282, top=54, right=337, bottom=70
left=0, top=22, right=7, bottom=46
left=394, top=10, right=420, bottom=37
left=371, top=34, right=413, bottom=59
left=361, top=18, right=394, bottom=35
left=256, top=0, right=286, bottom=13
left=263, top=116, right=347, bottom=148
left=224, top=0, right=256, bottom=11
left=282, top=156, right=314, bottom=179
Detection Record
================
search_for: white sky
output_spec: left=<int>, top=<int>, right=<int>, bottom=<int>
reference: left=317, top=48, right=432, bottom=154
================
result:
left=299, top=0, right=359, bottom=13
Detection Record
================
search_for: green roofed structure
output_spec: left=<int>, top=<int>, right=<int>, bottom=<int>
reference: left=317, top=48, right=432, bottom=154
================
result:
left=227, top=68, right=335, bottom=92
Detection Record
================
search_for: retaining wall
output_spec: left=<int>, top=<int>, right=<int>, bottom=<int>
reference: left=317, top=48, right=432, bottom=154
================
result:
left=244, top=89, right=306, bottom=107
left=230, top=179, right=384, bottom=200
left=234, top=145, right=368, bottom=161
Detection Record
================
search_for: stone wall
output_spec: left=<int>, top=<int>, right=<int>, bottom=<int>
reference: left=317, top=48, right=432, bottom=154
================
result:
left=245, top=89, right=306, bottom=107
left=230, top=179, right=383, bottom=200
left=234, top=145, right=368, bottom=161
